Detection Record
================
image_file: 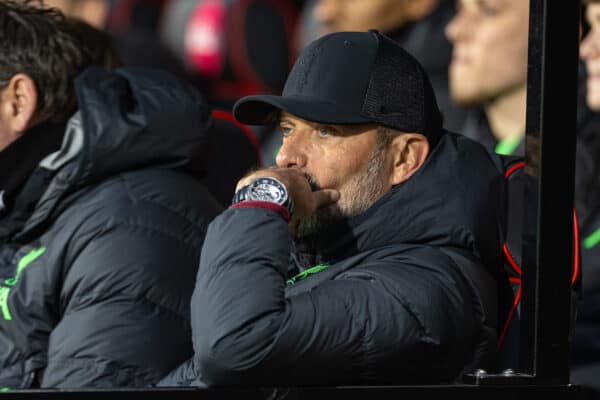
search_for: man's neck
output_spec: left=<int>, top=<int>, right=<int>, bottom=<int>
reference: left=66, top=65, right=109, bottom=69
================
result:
left=484, top=84, right=528, bottom=142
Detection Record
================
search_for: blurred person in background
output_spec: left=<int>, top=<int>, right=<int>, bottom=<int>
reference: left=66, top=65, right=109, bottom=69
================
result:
left=43, top=0, right=200, bottom=89
left=0, top=0, right=225, bottom=388
left=447, top=0, right=600, bottom=390
left=159, top=0, right=301, bottom=166
left=39, top=0, right=108, bottom=28
left=445, top=0, right=529, bottom=157
left=569, top=0, right=600, bottom=391
left=68, top=18, right=123, bottom=69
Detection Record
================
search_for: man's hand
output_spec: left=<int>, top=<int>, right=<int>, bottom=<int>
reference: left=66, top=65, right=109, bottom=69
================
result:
left=236, top=168, right=340, bottom=219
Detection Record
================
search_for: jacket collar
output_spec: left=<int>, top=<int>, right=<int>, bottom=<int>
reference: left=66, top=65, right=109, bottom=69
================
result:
left=10, top=67, right=215, bottom=242
left=0, top=120, right=65, bottom=213
left=296, top=133, right=506, bottom=273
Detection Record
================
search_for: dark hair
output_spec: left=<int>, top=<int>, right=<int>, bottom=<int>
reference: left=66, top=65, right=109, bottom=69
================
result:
left=69, top=18, right=123, bottom=71
left=0, top=0, right=105, bottom=123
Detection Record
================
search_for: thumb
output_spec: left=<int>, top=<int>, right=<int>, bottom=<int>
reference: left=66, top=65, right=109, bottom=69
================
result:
left=312, top=189, right=340, bottom=209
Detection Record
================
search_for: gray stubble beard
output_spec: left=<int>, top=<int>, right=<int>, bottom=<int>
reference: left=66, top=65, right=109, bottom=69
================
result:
left=295, top=139, right=390, bottom=239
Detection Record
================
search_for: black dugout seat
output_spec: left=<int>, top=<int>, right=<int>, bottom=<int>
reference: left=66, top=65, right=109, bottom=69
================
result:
left=494, top=156, right=582, bottom=371
left=202, top=110, right=261, bottom=206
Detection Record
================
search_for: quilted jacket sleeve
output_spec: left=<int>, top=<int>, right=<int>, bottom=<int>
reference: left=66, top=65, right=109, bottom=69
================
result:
left=40, top=218, right=202, bottom=388
left=191, top=207, right=479, bottom=386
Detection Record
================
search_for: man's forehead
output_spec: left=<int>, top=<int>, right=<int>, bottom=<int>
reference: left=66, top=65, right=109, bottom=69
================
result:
left=278, top=111, right=312, bottom=124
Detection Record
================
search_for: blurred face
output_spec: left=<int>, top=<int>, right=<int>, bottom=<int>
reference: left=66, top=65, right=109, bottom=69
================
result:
left=275, top=112, right=392, bottom=233
left=44, top=0, right=109, bottom=29
left=313, top=0, right=412, bottom=36
left=445, top=0, right=530, bottom=105
left=581, top=3, right=600, bottom=111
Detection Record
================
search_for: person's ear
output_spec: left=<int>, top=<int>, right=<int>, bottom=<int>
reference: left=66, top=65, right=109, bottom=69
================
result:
left=0, top=73, right=38, bottom=136
left=389, top=133, right=429, bottom=186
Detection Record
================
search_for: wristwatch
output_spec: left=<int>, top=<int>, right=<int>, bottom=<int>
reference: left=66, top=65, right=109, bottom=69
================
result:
left=232, top=177, right=295, bottom=216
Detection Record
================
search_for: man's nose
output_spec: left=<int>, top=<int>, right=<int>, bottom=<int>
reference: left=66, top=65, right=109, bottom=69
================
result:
left=580, top=31, right=600, bottom=61
left=275, top=137, right=308, bottom=168
left=445, top=10, right=471, bottom=43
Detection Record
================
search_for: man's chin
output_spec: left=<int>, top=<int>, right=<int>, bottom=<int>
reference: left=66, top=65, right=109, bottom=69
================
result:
left=295, top=204, right=347, bottom=239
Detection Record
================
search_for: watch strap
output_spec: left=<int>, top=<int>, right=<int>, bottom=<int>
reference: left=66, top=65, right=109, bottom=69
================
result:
left=231, top=183, right=251, bottom=205
left=230, top=200, right=291, bottom=222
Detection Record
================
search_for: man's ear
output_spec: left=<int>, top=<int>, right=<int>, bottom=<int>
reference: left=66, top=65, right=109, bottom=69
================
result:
left=0, top=73, right=38, bottom=136
left=389, top=133, right=430, bottom=186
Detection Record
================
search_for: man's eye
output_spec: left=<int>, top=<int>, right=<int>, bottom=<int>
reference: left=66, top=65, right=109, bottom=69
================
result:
left=318, top=127, right=331, bottom=137
left=279, top=126, right=293, bottom=137
left=476, top=0, right=500, bottom=16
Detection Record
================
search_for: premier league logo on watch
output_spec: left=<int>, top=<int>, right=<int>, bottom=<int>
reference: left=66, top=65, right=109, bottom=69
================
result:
left=248, top=177, right=288, bottom=203
left=232, top=177, right=295, bottom=216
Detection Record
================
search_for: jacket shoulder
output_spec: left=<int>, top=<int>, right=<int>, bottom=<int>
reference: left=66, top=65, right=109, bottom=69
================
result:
left=60, top=168, right=223, bottom=237
left=106, top=168, right=223, bottom=219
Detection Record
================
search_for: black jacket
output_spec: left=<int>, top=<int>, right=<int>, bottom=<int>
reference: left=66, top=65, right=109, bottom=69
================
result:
left=574, top=106, right=600, bottom=297
left=162, top=132, right=506, bottom=386
left=571, top=103, right=600, bottom=388
left=0, top=67, right=223, bottom=388
left=458, top=108, right=525, bottom=157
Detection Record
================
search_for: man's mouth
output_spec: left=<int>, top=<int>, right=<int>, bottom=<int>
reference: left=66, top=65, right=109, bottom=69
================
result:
left=305, top=173, right=322, bottom=192
left=586, top=63, right=600, bottom=77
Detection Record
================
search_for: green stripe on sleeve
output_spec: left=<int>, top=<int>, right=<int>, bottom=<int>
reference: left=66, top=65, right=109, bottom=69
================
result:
left=495, top=136, right=522, bottom=156
left=0, top=246, right=46, bottom=321
left=584, top=228, right=600, bottom=249
left=0, top=287, right=11, bottom=321
left=287, top=264, right=329, bottom=285
left=5, top=247, right=46, bottom=286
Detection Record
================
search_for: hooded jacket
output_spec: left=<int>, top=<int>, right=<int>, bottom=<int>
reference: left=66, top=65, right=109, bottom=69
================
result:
left=0, top=67, right=223, bottom=388
left=162, top=131, right=506, bottom=386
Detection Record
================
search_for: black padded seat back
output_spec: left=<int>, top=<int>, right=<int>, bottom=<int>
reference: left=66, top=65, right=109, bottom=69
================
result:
left=494, top=155, right=582, bottom=371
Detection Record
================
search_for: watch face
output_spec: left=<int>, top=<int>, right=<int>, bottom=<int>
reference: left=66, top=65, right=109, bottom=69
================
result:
left=247, top=178, right=287, bottom=204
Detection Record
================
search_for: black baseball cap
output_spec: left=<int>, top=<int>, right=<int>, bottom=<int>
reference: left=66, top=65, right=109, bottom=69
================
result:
left=233, top=30, right=443, bottom=144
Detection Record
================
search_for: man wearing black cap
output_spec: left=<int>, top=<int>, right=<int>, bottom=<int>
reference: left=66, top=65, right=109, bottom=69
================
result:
left=165, top=30, right=506, bottom=386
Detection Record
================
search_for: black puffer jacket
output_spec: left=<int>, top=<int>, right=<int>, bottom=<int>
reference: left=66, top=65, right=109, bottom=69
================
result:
left=162, top=132, right=506, bottom=386
left=0, top=68, right=223, bottom=388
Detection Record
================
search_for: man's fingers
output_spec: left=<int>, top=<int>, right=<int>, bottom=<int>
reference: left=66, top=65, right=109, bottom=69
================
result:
left=312, top=189, right=340, bottom=209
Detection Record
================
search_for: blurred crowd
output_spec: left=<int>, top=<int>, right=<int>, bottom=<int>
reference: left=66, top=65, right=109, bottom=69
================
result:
left=43, top=0, right=467, bottom=164
left=2, top=0, right=600, bottom=391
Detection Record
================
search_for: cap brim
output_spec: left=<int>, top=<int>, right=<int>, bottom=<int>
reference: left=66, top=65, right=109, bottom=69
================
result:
left=233, top=95, right=372, bottom=126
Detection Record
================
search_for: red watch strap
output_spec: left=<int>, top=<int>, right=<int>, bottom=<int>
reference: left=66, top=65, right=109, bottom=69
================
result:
left=230, top=201, right=291, bottom=222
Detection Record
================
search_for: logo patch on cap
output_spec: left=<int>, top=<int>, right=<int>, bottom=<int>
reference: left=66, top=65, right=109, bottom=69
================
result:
left=297, top=42, right=323, bottom=93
